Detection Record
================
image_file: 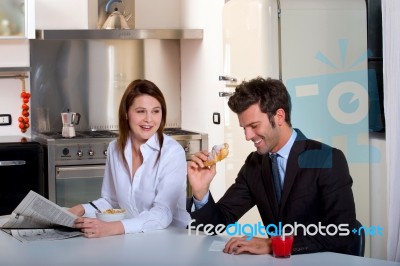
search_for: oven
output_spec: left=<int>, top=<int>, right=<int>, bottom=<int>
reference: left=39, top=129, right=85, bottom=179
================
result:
left=34, top=130, right=117, bottom=208
left=34, top=129, right=207, bottom=207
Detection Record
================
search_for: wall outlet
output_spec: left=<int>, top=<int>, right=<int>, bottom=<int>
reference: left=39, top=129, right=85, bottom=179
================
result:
left=0, top=114, right=12, bottom=126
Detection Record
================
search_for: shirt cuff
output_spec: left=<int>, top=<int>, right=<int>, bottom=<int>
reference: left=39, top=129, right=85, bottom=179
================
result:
left=82, top=203, right=96, bottom=218
left=193, top=191, right=210, bottom=210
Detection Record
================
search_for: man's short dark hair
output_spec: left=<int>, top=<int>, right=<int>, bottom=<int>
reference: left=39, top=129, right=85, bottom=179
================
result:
left=227, top=77, right=292, bottom=127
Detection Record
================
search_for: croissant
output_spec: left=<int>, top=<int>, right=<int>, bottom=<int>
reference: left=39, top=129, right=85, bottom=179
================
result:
left=203, top=143, right=229, bottom=167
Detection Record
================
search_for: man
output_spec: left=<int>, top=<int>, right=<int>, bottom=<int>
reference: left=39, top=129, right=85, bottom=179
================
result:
left=187, top=77, right=357, bottom=255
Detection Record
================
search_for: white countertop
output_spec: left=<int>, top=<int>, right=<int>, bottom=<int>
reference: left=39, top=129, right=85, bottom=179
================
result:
left=0, top=226, right=399, bottom=266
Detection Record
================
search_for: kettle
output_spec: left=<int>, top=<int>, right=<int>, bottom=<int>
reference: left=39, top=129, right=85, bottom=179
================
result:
left=61, top=111, right=81, bottom=138
left=101, top=0, right=132, bottom=30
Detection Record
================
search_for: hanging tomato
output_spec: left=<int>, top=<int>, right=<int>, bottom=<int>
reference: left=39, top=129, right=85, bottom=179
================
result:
left=18, top=77, right=30, bottom=133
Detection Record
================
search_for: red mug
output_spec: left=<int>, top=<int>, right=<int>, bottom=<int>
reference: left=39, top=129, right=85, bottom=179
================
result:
left=271, top=235, right=294, bottom=258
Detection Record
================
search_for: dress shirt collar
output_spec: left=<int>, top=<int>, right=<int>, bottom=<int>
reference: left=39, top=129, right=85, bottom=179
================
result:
left=270, top=128, right=297, bottom=159
left=125, top=133, right=161, bottom=155
left=144, top=133, right=161, bottom=151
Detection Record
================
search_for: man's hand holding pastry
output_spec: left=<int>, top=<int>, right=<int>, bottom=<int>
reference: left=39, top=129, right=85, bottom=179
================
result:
left=187, top=143, right=229, bottom=201
left=204, top=143, right=229, bottom=167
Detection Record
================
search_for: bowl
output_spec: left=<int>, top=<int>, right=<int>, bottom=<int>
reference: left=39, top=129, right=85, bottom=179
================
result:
left=95, top=209, right=126, bottom=222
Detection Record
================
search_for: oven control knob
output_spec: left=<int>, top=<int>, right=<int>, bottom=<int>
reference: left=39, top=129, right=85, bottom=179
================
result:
left=62, top=148, right=69, bottom=156
left=89, top=150, right=94, bottom=156
left=77, top=150, right=83, bottom=157
left=104, top=150, right=108, bottom=156
left=184, top=146, right=190, bottom=152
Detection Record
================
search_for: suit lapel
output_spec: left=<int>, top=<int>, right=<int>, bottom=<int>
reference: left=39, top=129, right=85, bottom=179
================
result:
left=279, top=130, right=307, bottom=217
left=261, top=154, right=279, bottom=220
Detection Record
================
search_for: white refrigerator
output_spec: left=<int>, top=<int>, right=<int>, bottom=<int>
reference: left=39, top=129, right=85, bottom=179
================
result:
left=218, top=0, right=370, bottom=228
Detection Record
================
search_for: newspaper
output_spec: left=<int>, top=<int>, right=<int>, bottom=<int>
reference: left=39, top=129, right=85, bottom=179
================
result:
left=0, top=190, right=83, bottom=242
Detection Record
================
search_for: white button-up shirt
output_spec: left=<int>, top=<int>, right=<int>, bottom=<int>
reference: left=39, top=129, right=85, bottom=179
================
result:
left=83, top=133, right=191, bottom=233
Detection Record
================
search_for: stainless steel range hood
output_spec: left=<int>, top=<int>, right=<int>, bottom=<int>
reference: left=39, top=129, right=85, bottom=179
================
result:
left=35, top=29, right=203, bottom=40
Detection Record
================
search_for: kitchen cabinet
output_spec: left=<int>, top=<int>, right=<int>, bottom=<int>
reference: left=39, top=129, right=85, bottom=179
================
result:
left=0, top=0, right=34, bottom=39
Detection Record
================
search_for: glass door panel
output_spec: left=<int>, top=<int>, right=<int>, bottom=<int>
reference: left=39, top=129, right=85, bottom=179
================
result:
left=0, top=0, right=27, bottom=38
left=56, top=165, right=105, bottom=208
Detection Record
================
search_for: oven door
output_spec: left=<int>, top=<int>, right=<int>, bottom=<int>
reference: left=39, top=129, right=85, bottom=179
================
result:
left=56, top=165, right=105, bottom=208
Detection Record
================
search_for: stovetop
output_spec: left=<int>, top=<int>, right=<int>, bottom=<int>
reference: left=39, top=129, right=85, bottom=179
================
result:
left=34, top=128, right=207, bottom=163
left=37, top=128, right=202, bottom=140
left=39, top=130, right=119, bottom=140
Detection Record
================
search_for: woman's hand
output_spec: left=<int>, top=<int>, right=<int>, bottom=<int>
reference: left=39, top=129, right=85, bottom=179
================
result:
left=74, top=217, right=125, bottom=238
left=223, top=236, right=272, bottom=255
left=68, top=204, right=85, bottom=216
left=187, top=151, right=217, bottom=201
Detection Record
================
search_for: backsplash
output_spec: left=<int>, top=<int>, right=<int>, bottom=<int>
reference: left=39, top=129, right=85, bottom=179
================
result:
left=1, top=38, right=182, bottom=137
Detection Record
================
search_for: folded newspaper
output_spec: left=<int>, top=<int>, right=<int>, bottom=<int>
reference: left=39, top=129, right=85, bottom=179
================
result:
left=0, top=190, right=82, bottom=242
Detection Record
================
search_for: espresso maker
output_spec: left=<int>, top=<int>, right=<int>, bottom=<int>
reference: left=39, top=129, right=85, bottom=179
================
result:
left=61, top=111, right=81, bottom=138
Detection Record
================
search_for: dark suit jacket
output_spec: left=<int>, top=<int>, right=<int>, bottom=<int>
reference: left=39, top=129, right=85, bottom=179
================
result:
left=189, top=129, right=357, bottom=255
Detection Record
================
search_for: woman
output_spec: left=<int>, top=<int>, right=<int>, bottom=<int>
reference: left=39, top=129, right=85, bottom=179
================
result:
left=70, top=79, right=190, bottom=238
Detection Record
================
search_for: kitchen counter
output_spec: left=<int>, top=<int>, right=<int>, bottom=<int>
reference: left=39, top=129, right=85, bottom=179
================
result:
left=0, top=226, right=399, bottom=266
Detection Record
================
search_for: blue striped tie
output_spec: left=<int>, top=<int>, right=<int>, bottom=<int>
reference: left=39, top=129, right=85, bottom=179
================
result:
left=270, top=153, right=282, bottom=204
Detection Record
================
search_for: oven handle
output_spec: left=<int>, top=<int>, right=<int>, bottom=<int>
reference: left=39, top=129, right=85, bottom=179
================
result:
left=0, top=160, right=26, bottom=166
left=56, top=165, right=105, bottom=179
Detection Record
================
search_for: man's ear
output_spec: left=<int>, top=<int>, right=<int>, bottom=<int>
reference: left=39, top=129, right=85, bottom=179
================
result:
left=275, top=108, right=286, bottom=126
